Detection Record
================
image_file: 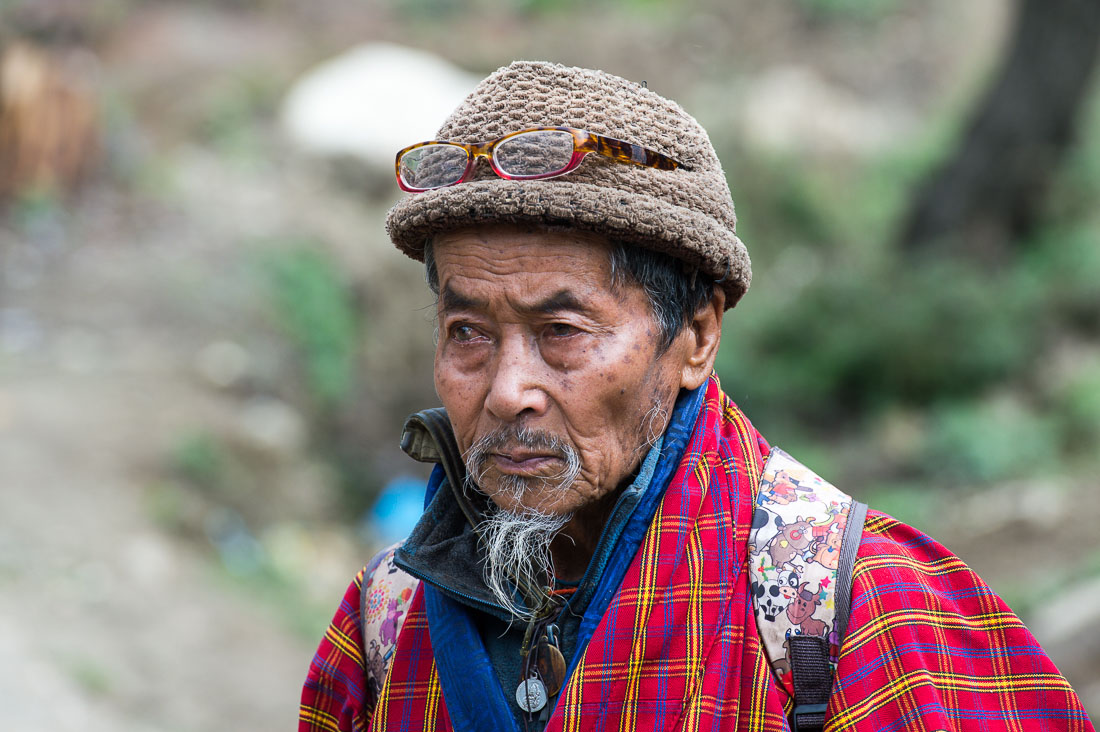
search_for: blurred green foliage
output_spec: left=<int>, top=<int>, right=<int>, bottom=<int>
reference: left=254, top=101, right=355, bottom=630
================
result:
left=198, top=72, right=284, bottom=162
left=171, top=431, right=228, bottom=492
left=924, top=397, right=1059, bottom=482
left=994, top=540, right=1100, bottom=620
left=796, top=0, right=901, bottom=21
left=258, top=244, right=361, bottom=409
left=388, top=0, right=666, bottom=19
left=64, top=656, right=114, bottom=697
left=1057, top=363, right=1100, bottom=448
left=717, top=87, right=1100, bottom=490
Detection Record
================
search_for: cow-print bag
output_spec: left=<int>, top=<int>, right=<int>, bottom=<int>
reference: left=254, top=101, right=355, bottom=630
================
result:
left=748, top=447, right=869, bottom=732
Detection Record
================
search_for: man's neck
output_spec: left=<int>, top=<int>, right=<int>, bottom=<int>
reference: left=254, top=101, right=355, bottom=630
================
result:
left=549, top=482, right=627, bottom=582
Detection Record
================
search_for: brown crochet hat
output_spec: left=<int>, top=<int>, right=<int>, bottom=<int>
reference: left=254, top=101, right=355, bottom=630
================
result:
left=385, top=61, right=751, bottom=307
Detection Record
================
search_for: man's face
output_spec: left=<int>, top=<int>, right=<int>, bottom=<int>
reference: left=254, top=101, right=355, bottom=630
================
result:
left=432, top=225, right=689, bottom=518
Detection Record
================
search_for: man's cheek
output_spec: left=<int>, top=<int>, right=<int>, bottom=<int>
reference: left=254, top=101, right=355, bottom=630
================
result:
left=435, top=369, right=470, bottom=422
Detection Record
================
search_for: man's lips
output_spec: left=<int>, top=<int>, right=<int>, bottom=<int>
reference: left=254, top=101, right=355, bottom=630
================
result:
left=490, top=451, right=562, bottom=473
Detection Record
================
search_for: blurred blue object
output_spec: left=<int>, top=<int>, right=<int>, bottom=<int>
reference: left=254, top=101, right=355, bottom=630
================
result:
left=363, top=475, right=427, bottom=545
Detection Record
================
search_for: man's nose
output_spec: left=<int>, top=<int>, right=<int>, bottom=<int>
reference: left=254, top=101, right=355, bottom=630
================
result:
left=483, top=333, right=548, bottom=421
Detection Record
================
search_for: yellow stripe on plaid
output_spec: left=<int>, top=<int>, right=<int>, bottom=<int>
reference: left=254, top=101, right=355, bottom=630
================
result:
left=747, top=633, right=777, bottom=728
left=299, top=706, right=342, bottom=732
left=828, top=668, right=1079, bottom=729
left=930, top=581, right=962, bottom=724
left=974, top=551, right=1026, bottom=732
left=614, top=496, right=667, bottom=732
left=648, top=513, right=727, bottom=534
left=546, top=660, right=706, bottom=683
left=423, top=661, right=441, bottom=732
left=722, top=395, right=762, bottom=493
left=679, top=499, right=707, bottom=732
left=559, top=654, right=587, bottom=732
left=854, top=553, right=970, bottom=578
left=853, top=605, right=1022, bottom=639
left=692, top=691, right=788, bottom=728
left=861, top=513, right=897, bottom=533
left=842, top=608, right=1024, bottom=657
left=325, top=625, right=364, bottom=667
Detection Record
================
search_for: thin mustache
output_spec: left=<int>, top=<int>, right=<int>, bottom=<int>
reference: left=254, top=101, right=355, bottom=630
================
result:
left=463, top=426, right=582, bottom=509
left=465, top=427, right=575, bottom=477
left=464, top=426, right=568, bottom=457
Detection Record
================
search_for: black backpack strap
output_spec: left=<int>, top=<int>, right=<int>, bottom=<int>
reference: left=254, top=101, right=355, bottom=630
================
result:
left=789, top=499, right=868, bottom=732
left=789, top=635, right=833, bottom=731
left=834, top=500, right=868, bottom=645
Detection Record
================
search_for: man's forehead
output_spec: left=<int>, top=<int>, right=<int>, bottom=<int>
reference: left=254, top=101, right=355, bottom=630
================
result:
left=432, top=226, right=615, bottom=287
left=432, top=223, right=613, bottom=252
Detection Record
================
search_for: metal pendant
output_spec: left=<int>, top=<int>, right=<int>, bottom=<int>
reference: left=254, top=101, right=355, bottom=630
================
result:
left=515, top=677, right=548, bottom=713
left=535, top=635, right=567, bottom=696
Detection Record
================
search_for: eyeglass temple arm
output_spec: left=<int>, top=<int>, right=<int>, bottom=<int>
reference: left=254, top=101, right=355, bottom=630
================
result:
left=578, top=131, right=688, bottom=171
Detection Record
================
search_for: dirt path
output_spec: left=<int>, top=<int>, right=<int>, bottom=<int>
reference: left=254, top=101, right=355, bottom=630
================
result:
left=0, top=166, right=365, bottom=730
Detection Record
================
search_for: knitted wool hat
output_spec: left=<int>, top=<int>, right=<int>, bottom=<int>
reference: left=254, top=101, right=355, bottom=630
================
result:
left=385, top=61, right=751, bottom=307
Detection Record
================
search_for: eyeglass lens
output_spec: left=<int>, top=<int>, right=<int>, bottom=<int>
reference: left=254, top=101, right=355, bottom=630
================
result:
left=399, top=143, right=470, bottom=191
left=493, top=130, right=575, bottom=178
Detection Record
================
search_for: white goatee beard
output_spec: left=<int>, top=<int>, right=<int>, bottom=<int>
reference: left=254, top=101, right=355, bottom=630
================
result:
left=464, top=425, right=582, bottom=619
left=476, top=506, right=572, bottom=621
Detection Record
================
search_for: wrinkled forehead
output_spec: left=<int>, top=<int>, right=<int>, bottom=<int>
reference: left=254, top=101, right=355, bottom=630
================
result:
left=432, top=225, right=614, bottom=284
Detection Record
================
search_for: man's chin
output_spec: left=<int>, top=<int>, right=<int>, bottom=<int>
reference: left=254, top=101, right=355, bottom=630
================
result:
left=480, top=476, right=574, bottom=517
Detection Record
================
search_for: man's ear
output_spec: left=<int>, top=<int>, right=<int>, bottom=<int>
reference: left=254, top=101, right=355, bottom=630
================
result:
left=680, top=289, right=725, bottom=390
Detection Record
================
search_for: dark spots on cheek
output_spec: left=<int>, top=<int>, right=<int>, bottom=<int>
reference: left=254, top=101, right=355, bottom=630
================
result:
left=620, top=388, right=626, bottom=395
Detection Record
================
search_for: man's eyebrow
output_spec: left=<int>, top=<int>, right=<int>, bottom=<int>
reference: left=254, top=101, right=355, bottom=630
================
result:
left=439, top=284, right=486, bottom=312
left=439, top=285, right=592, bottom=317
left=517, top=290, right=592, bottom=316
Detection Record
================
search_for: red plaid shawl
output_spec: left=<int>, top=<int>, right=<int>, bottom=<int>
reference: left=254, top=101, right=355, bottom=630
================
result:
left=302, top=379, right=1092, bottom=731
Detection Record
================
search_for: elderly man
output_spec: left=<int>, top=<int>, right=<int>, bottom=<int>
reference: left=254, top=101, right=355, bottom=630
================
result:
left=300, top=62, right=1092, bottom=732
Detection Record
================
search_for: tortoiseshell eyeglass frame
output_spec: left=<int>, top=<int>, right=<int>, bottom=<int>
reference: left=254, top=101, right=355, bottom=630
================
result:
left=395, top=126, right=691, bottom=193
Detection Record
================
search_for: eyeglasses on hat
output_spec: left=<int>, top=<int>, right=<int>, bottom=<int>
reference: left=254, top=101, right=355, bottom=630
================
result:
left=395, top=126, right=690, bottom=193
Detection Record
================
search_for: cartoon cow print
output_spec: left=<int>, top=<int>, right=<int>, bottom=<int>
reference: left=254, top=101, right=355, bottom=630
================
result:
left=776, top=570, right=800, bottom=600
left=751, top=580, right=791, bottom=622
left=786, top=582, right=829, bottom=637
left=766, top=516, right=816, bottom=571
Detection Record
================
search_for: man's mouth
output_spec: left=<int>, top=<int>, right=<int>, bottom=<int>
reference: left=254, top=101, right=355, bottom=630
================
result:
left=464, top=426, right=580, bottom=494
left=490, top=450, right=563, bottom=474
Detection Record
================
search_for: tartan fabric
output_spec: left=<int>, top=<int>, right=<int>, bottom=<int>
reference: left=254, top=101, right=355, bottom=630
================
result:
left=301, top=568, right=370, bottom=732
left=830, top=512, right=1092, bottom=731
left=300, top=378, right=1093, bottom=731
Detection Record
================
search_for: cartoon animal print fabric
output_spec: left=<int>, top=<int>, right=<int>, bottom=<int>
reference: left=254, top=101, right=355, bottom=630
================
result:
left=748, top=447, right=857, bottom=700
left=359, top=542, right=420, bottom=704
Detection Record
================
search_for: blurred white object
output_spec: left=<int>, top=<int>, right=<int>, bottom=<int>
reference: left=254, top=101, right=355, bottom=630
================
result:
left=280, top=43, right=479, bottom=167
left=740, top=65, right=911, bottom=156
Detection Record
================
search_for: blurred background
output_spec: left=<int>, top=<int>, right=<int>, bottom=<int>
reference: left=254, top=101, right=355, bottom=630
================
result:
left=1, top=0, right=1098, bottom=728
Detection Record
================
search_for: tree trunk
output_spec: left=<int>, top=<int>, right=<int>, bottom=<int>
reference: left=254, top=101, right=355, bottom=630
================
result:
left=898, top=0, right=1100, bottom=259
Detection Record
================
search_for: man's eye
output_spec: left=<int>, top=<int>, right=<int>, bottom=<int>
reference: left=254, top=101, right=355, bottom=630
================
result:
left=452, top=325, right=482, bottom=342
left=545, top=322, right=579, bottom=338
